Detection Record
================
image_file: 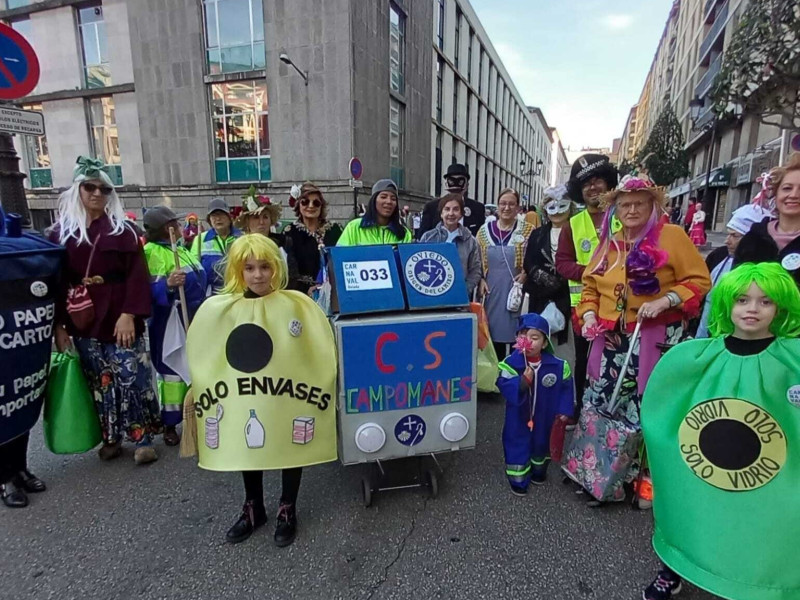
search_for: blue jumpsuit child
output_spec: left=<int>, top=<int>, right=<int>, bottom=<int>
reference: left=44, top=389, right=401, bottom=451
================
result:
left=497, top=313, right=574, bottom=494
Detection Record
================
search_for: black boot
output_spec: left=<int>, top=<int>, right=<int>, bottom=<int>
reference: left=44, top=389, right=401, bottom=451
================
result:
left=274, top=502, right=297, bottom=548
left=225, top=500, right=267, bottom=544
left=17, top=470, right=46, bottom=493
left=1, top=479, right=28, bottom=508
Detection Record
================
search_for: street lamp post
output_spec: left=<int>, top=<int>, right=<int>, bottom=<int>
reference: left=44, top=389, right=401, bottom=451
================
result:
left=520, top=159, right=544, bottom=209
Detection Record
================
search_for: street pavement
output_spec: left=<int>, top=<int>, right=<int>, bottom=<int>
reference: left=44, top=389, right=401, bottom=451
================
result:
left=2, top=395, right=717, bottom=600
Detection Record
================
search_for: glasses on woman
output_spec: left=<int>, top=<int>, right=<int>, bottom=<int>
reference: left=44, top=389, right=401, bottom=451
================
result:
left=81, top=182, right=114, bottom=195
left=300, top=198, right=322, bottom=208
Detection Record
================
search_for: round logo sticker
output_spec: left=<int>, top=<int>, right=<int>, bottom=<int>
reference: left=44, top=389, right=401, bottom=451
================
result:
left=678, top=398, right=786, bottom=492
left=394, top=414, right=426, bottom=447
left=781, top=253, right=800, bottom=271
left=542, top=373, right=557, bottom=388
left=288, top=319, right=303, bottom=337
left=464, top=206, right=471, bottom=217
left=30, top=281, right=48, bottom=297
left=787, top=385, right=800, bottom=408
left=580, top=239, right=592, bottom=253
left=404, top=251, right=455, bottom=297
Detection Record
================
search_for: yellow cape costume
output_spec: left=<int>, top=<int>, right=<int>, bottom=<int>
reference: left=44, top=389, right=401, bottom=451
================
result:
left=186, top=290, right=337, bottom=471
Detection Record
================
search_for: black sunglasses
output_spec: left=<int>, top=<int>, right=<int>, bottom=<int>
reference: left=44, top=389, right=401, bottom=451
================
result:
left=300, top=198, right=321, bottom=208
left=81, top=182, right=114, bottom=195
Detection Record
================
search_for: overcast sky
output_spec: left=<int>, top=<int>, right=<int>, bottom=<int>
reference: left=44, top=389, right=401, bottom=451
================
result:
left=470, top=0, right=676, bottom=151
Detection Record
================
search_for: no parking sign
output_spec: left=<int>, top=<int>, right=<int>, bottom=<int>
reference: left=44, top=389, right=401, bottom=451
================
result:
left=0, top=23, right=39, bottom=100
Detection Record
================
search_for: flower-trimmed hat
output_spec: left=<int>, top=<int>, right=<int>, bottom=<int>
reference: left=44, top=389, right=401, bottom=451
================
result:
left=599, top=173, right=668, bottom=211
left=235, top=184, right=282, bottom=228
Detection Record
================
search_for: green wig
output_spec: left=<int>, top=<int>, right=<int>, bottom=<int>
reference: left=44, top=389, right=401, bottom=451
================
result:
left=708, top=262, right=800, bottom=338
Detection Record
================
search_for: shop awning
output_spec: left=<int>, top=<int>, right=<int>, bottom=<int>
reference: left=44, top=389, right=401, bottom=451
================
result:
left=708, top=166, right=731, bottom=188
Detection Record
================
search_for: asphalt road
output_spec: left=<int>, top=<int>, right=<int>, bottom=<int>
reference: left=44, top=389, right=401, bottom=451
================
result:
left=2, top=394, right=717, bottom=600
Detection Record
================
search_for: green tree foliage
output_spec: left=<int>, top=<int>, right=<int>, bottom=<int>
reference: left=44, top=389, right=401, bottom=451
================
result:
left=711, top=0, right=800, bottom=128
left=636, top=106, right=689, bottom=186
left=617, top=158, right=636, bottom=178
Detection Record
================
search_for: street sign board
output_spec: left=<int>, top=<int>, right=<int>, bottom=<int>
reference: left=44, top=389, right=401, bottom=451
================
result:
left=0, top=23, right=40, bottom=100
left=349, top=156, right=363, bottom=180
left=349, top=178, right=364, bottom=188
left=0, top=106, right=43, bottom=135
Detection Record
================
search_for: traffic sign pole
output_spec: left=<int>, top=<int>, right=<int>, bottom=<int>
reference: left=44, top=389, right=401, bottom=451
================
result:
left=0, top=23, right=41, bottom=229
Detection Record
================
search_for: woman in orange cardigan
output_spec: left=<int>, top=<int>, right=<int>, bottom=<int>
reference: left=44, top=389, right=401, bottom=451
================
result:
left=572, top=174, right=710, bottom=505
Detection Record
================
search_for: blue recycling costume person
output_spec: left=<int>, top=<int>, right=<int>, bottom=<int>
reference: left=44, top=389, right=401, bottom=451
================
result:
left=142, top=205, right=207, bottom=441
left=497, top=313, right=574, bottom=492
left=0, top=209, right=63, bottom=508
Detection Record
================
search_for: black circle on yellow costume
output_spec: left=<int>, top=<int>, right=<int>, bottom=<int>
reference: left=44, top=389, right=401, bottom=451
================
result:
left=226, top=324, right=273, bottom=373
left=678, top=398, right=787, bottom=492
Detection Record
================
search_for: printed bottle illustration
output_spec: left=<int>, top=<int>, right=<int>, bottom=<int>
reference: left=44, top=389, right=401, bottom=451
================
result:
left=245, top=409, right=265, bottom=448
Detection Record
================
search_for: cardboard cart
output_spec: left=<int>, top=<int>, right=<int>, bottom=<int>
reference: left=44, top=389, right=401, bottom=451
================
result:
left=327, top=243, right=477, bottom=506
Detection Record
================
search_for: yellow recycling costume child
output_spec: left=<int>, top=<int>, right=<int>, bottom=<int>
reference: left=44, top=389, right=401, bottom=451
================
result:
left=186, top=236, right=337, bottom=473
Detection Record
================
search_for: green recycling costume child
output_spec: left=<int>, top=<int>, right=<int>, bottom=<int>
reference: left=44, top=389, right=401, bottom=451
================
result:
left=640, top=262, right=800, bottom=600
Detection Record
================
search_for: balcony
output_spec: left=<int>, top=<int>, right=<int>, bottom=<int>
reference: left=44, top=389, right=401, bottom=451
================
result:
left=695, top=53, right=723, bottom=99
left=696, top=105, right=716, bottom=129
left=699, top=1, right=728, bottom=65
left=704, top=0, right=721, bottom=23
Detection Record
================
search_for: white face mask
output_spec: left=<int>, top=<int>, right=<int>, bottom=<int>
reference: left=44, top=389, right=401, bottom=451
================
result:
left=544, top=200, right=570, bottom=216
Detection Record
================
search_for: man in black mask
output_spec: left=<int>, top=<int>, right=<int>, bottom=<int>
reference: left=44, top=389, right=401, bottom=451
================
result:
left=418, top=163, right=486, bottom=238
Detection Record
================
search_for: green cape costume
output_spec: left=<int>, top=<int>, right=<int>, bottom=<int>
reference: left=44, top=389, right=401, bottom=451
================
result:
left=641, top=337, right=800, bottom=600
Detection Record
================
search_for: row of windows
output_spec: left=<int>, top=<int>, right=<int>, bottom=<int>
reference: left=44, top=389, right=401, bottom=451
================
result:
left=22, top=96, right=121, bottom=188
left=389, top=2, right=406, bottom=188
left=434, top=1, right=543, bottom=183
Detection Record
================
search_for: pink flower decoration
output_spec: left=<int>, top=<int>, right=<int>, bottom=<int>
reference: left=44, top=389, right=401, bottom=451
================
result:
left=606, top=429, right=619, bottom=448
left=567, top=458, right=578, bottom=473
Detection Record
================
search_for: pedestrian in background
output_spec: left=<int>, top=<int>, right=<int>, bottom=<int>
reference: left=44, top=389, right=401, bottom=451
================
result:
left=142, top=205, right=207, bottom=447
left=51, top=156, right=161, bottom=465
left=689, top=202, right=707, bottom=247
left=476, top=187, right=534, bottom=359
left=682, top=197, right=697, bottom=232
left=337, top=179, right=413, bottom=246
left=192, top=197, right=242, bottom=294
left=285, top=182, right=342, bottom=294
left=420, top=192, right=482, bottom=297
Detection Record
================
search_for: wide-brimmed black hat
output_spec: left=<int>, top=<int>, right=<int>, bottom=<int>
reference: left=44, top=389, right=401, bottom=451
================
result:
left=445, top=163, right=470, bottom=179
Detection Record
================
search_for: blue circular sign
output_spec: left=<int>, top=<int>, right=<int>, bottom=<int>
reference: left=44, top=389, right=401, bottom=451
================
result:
left=404, top=251, right=455, bottom=297
left=0, top=24, right=40, bottom=100
left=394, top=414, right=426, bottom=447
left=349, top=157, right=363, bottom=180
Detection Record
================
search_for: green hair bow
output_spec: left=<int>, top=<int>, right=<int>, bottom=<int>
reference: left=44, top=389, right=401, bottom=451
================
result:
left=73, top=155, right=112, bottom=183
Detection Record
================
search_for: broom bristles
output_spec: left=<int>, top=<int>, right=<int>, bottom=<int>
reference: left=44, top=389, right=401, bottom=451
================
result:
left=179, top=388, right=198, bottom=458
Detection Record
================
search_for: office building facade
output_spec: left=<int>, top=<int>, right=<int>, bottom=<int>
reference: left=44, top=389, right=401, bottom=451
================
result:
left=5, top=0, right=555, bottom=227
left=430, top=0, right=553, bottom=208
left=618, top=0, right=787, bottom=230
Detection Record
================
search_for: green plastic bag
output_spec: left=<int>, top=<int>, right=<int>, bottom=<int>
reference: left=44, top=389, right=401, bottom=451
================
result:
left=476, top=339, right=500, bottom=394
left=44, top=352, right=102, bottom=454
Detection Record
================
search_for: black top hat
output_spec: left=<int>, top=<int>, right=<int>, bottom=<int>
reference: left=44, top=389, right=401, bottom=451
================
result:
left=445, top=163, right=470, bottom=179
